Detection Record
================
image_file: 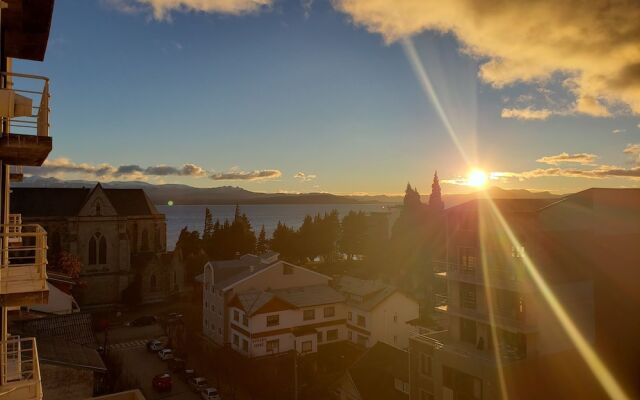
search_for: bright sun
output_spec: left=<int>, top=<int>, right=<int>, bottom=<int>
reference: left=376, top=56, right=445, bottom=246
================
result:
left=468, top=169, right=488, bottom=188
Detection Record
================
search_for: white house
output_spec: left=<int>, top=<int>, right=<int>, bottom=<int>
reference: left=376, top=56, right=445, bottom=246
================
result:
left=227, top=284, right=346, bottom=357
left=202, top=252, right=332, bottom=347
left=334, top=276, right=419, bottom=350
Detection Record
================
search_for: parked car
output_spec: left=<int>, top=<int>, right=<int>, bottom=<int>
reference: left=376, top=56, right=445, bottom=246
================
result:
left=183, top=368, right=196, bottom=381
left=168, top=357, right=186, bottom=372
left=126, top=315, right=156, bottom=327
left=152, top=373, right=172, bottom=392
left=146, top=340, right=164, bottom=352
left=158, top=348, right=174, bottom=361
left=188, top=377, right=209, bottom=392
left=201, top=387, right=221, bottom=400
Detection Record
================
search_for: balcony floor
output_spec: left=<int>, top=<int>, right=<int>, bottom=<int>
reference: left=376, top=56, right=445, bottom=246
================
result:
left=0, top=134, right=52, bottom=166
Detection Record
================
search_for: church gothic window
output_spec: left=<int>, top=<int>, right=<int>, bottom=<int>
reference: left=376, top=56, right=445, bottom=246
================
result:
left=141, top=229, right=149, bottom=252
left=89, top=232, right=107, bottom=265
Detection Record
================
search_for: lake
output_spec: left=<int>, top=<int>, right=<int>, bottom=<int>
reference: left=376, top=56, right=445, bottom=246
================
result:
left=157, top=203, right=399, bottom=250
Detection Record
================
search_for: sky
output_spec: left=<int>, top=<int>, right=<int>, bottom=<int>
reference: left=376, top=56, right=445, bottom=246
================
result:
left=15, top=0, right=640, bottom=195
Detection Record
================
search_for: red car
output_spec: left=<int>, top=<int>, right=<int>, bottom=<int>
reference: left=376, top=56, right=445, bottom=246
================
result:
left=152, top=373, right=172, bottom=392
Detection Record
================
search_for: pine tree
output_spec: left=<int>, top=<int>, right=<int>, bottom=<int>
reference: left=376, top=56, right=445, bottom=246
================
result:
left=203, top=208, right=214, bottom=239
left=429, top=171, right=445, bottom=211
left=257, top=225, right=268, bottom=254
left=403, top=182, right=422, bottom=210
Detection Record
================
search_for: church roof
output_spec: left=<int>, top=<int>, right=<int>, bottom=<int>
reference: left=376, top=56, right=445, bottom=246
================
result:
left=11, top=185, right=160, bottom=217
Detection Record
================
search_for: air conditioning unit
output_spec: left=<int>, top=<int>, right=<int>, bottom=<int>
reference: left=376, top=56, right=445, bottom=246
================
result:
left=0, top=88, right=33, bottom=118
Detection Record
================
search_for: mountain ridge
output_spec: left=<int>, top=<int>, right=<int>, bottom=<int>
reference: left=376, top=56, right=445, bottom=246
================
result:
left=14, top=176, right=562, bottom=206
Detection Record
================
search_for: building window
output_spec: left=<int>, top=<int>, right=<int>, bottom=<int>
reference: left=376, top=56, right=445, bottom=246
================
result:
left=460, top=283, right=477, bottom=309
left=459, top=247, right=477, bottom=273
left=303, top=309, right=315, bottom=321
left=141, top=228, right=149, bottom=252
left=317, top=331, right=323, bottom=343
left=233, top=310, right=240, bottom=322
left=242, top=339, right=249, bottom=353
left=150, top=274, right=157, bottom=292
left=242, top=315, right=248, bottom=326
left=301, top=341, right=312, bottom=353
left=420, top=353, right=432, bottom=377
left=233, top=334, right=239, bottom=346
left=323, top=306, right=335, bottom=318
left=357, top=315, right=366, bottom=327
left=327, top=329, right=338, bottom=341
left=88, top=232, right=107, bottom=265
left=267, top=314, right=280, bottom=327
left=266, top=339, right=279, bottom=353
left=460, top=318, right=477, bottom=344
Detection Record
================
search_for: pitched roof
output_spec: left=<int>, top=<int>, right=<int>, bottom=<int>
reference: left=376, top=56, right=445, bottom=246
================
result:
left=348, top=342, right=409, bottom=400
left=233, top=285, right=344, bottom=316
left=18, top=312, right=96, bottom=346
left=10, top=185, right=159, bottom=217
left=334, top=276, right=397, bottom=311
left=37, top=336, right=106, bottom=372
left=271, top=285, right=344, bottom=308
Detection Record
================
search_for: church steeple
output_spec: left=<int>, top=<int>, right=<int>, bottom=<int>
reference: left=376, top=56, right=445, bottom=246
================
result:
left=429, top=171, right=444, bottom=211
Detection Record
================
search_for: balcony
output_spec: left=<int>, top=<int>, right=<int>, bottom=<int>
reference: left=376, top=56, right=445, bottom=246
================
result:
left=447, top=304, right=536, bottom=333
left=0, top=224, right=48, bottom=306
left=412, top=330, right=526, bottom=368
left=0, top=72, right=52, bottom=166
left=434, top=260, right=535, bottom=292
left=0, top=337, right=42, bottom=400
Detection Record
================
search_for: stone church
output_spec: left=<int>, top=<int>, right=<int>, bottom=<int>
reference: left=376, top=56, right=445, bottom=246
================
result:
left=10, top=183, right=185, bottom=307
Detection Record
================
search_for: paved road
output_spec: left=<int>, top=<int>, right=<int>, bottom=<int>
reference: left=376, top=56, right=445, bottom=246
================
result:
left=112, top=340, right=201, bottom=400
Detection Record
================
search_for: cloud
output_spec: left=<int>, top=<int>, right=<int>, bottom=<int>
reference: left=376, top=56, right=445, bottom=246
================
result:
left=293, top=171, right=317, bottom=182
left=536, top=152, right=598, bottom=166
left=36, top=158, right=117, bottom=177
left=210, top=169, right=281, bottom=181
left=332, top=0, right=640, bottom=116
left=501, top=107, right=552, bottom=121
left=29, top=158, right=208, bottom=179
left=612, top=128, right=626, bottom=134
left=101, top=0, right=144, bottom=14
left=105, top=0, right=274, bottom=20
left=505, top=166, right=640, bottom=180
left=624, top=143, right=640, bottom=165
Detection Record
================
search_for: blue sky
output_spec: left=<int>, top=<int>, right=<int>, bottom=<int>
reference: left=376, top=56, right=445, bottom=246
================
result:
left=16, top=0, right=640, bottom=194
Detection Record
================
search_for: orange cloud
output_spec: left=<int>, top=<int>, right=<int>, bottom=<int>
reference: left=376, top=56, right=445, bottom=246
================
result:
left=333, top=0, right=640, bottom=116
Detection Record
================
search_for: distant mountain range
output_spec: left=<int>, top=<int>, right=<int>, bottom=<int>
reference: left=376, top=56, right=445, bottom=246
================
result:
left=15, top=176, right=562, bottom=206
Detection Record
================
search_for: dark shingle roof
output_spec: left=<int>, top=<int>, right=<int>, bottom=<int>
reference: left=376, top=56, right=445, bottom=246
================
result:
left=19, top=312, right=96, bottom=346
left=38, top=336, right=106, bottom=372
left=10, top=185, right=159, bottom=217
left=348, top=342, right=409, bottom=400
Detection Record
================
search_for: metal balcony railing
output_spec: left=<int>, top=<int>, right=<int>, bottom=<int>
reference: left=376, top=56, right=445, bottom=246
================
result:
left=0, top=72, right=50, bottom=138
left=0, top=224, right=48, bottom=295
left=0, top=336, right=42, bottom=399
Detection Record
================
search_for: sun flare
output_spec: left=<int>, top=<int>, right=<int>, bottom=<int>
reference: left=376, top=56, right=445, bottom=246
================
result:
left=468, top=169, right=488, bottom=187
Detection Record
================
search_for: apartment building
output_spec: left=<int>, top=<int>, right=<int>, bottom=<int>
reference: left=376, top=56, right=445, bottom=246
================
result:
left=0, top=1, right=55, bottom=399
left=411, top=189, right=640, bottom=399
left=227, top=284, right=345, bottom=357
left=334, top=276, right=419, bottom=350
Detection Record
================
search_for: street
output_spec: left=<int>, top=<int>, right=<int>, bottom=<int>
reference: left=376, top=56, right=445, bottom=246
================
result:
left=110, top=338, right=200, bottom=400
